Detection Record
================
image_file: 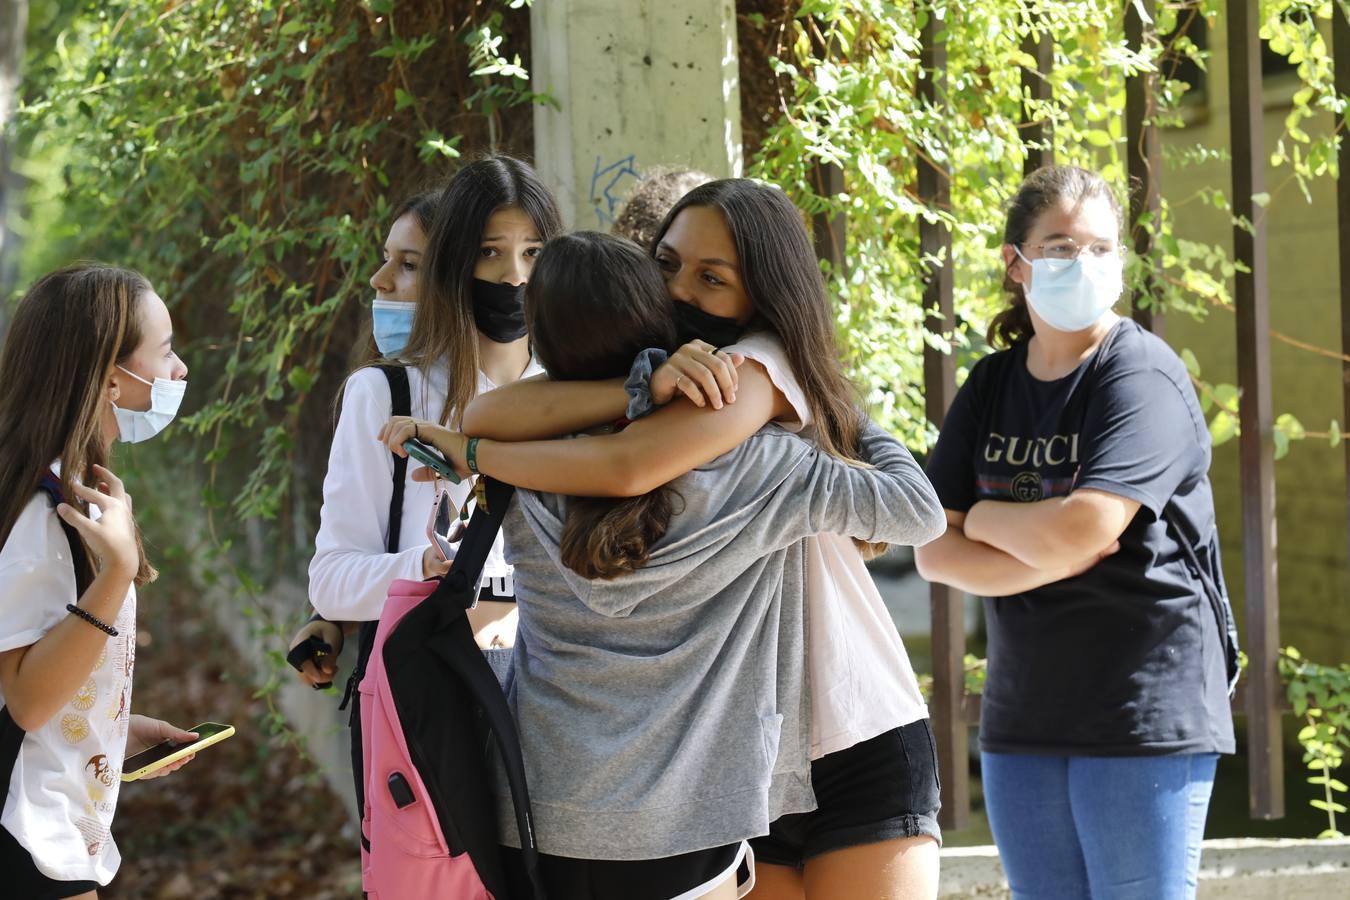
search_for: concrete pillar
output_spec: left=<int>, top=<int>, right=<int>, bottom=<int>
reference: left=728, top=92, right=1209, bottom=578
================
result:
left=530, top=0, right=743, bottom=230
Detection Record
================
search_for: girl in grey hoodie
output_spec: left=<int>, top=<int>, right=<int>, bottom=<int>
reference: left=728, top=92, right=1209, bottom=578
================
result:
left=383, top=232, right=945, bottom=900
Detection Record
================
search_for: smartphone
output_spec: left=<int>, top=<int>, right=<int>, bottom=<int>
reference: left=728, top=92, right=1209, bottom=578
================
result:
left=120, top=722, right=235, bottom=782
left=403, top=438, right=461, bottom=483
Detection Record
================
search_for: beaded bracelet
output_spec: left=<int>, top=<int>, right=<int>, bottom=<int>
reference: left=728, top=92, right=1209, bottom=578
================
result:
left=66, top=603, right=118, bottom=637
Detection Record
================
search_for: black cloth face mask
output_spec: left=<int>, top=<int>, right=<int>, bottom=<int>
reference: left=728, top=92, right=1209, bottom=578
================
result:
left=672, top=300, right=747, bottom=348
left=471, top=279, right=528, bottom=343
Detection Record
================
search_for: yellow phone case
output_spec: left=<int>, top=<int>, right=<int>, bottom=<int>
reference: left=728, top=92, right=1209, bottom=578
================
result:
left=120, top=723, right=235, bottom=782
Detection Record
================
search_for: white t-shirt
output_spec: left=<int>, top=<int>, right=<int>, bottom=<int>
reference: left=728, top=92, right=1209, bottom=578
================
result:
left=0, top=486, right=136, bottom=885
left=725, top=333, right=929, bottom=758
left=308, top=358, right=544, bottom=621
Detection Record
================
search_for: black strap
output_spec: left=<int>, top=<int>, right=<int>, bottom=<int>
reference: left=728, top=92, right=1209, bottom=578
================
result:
left=342, top=365, right=412, bottom=842
left=1163, top=514, right=1242, bottom=695
left=339, top=365, right=412, bottom=713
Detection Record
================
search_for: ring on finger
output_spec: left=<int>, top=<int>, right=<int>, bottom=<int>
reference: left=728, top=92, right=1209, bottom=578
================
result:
left=676, top=374, right=685, bottom=389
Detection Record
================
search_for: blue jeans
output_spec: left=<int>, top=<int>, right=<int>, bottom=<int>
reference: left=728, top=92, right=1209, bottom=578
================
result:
left=982, top=751, right=1219, bottom=900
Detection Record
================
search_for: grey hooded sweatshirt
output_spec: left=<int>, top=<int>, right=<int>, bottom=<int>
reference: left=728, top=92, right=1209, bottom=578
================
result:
left=495, top=421, right=945, bottom=860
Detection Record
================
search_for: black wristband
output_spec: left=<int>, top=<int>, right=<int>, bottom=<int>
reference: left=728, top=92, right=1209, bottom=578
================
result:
left=66, top=603, right=118, bottom=637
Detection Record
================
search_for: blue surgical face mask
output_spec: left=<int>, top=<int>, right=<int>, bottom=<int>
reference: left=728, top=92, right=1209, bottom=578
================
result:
left=372, top=298, right=416, bottom=357
left=112, top=365, right=187, bottom=443
left=1014, top=246, right=1123, bottom=333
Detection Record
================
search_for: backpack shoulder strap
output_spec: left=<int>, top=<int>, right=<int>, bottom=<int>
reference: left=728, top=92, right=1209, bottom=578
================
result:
left=340, top=364, right=412, bottom=717
left=36, top=473, right=92, bottom=595
left=376, top=364, right=412, bottom=554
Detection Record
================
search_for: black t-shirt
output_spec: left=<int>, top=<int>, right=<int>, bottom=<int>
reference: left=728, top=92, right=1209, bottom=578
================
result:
left=926, top=319, right=1237, bottom=756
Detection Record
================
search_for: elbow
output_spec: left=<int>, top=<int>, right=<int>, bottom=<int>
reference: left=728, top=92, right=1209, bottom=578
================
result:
left=8, top=699, right=52, bottom=733
left=914, top=542, right=946, bottom=585
left=606, top=453, right=661, bottom=498
left=915, top=495, right=948, bottom=547
left=460, top=397, right=489, bottom=437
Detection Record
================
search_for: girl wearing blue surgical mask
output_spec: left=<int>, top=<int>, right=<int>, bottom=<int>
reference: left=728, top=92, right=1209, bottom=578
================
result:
left=0, top=265, right=197, bottom=899
left=365, top=191, right=440, bottom=363
left=917, top=166, right=1239, bottom=900
left=288, top=157, right=562, bottom=697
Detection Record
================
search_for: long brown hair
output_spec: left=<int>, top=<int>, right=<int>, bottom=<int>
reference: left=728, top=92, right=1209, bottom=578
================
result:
left=989, top=165, right=1125, bottom=349
left=525, top=232, right=680, bottom=579
left=401, top=155, right=562, bottom=427
left=0, top=264, right=158, bottom=586
left=653, top=179, right=885, bottom=556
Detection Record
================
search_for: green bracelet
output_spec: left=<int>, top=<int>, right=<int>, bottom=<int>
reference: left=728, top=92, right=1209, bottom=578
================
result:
left=466, top=437, right=481, bottom=475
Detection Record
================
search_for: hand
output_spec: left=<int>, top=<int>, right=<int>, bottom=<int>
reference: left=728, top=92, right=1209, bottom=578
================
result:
left=378, top=417, right=472, bottom=479
left=651, top=340, right=745, bottom=410
left=56, top=465, right=138, bottom=579
left=126, top=714, right=197, bottom=779
left=287, top=619, right=344, bottom=687
left=422, top=544, right=451, bottom=579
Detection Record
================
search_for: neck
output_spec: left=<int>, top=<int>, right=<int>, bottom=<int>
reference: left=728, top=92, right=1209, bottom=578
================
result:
left=477, top=332, right=531, bottom=387
left=1026, top=313, right=1119, bottom=380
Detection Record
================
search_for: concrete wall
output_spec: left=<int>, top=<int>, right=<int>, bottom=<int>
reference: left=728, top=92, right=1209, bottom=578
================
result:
left=939, top=839, right=1350, bottom=899
left=1159, top=24, right=1350, bottom=665
left=530, top=0, right=743, bottom=230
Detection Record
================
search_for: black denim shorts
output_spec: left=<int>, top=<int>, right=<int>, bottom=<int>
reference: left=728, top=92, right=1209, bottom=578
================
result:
left=750, top=718, right=943, bottom=868
left=0, top=825, right=99, bottom=899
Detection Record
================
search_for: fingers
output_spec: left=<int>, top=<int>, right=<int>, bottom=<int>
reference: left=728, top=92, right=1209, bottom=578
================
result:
left=669, top=343, right=739, bottom=409
left=68, top=481, right=114, bottom=511
left=89, top=465, right=127, bottom=500
left=379, top=417, right=420, bottom=455
left=410, top=466, right=438, bottom=483
left=144, top=753, right=195, bottom=779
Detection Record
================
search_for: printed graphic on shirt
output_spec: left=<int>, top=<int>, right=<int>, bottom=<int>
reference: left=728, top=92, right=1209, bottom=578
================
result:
left=75, top=815, right=109, bottom=857
left=72, top=677, right=97, bottom=711
left=86, top=754, right=116, bottom=787
left=61, top=713, right=90, bottom=745
left=976, top=431, right=1079, bottom=504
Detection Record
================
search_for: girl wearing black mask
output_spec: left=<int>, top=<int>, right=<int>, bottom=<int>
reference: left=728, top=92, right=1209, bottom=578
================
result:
left=448, top=179, right=944, bottom=900
left=289, top=154, right=561, bottom=686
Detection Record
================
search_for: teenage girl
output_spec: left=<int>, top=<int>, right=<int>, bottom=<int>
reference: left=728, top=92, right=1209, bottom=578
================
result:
left=379, top=231, right=947, bottom=900
left=0, top=264, right=196, bottom=899
left=455, top=179, right=944, bottom=900
left=288, top=155, right=563, bottom=690
left=916, top=165, right=1239, bottom=900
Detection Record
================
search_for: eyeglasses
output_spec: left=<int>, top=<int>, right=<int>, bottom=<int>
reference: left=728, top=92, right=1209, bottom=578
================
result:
left=1018, top=238, right=1123, bottom=268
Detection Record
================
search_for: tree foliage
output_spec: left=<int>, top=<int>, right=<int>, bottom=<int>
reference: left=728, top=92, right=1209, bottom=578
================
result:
left=747, top=0, right=1344, bottom=455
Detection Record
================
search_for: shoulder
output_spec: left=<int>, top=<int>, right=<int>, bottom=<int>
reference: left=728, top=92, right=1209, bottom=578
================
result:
left=1096, top=320, right=1195, bottom=397
left=343, top=365, right=397, bottom=408
left=0, top=494, right=60, bottom=572
left=724, top=331, right=809, bottom=427
left=955, top=345, right=1019, bottom=405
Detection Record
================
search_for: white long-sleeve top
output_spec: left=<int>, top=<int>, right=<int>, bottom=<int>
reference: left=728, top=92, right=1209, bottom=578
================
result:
left=307, top=359, right=541, bottom=622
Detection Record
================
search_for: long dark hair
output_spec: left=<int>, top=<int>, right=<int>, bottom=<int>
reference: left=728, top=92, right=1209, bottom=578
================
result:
left=989, top=165, right=1124, bottom=348
left=350, top=189, right=443, bottom=370
left=653, top=178, right=863, bottom=463
left=0, top=265, right=158, bottom=586
left=526, top=232, right=680, bottom=579
left=403, top=155, right=563, bottom=426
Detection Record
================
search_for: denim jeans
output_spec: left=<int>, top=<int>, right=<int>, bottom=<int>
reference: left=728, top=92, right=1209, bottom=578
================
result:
left=982, top=751, right=1219, bottom=900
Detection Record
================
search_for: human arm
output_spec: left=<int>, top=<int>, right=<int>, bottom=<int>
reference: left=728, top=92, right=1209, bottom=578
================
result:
left=915, top=509, right=1116, bottom=597
left=962, top=489, right=1139, bottom=570
left=962, top=364, right=1202, bottom=569
left=0, top=468, right=138, bottom=732
left=459, top=341, right=745, bottom=440
left=384, top=361, right=794, bottom=497
left=308, top=370, right=447, bottom=622
left=754, top=420, right=947, bottom=548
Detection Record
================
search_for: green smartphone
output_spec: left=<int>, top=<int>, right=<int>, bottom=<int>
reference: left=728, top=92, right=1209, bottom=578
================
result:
left=402, top=438, right=461, bottom=483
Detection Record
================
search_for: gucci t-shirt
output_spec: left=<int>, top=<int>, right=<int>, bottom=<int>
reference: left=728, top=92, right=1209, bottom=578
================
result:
left=925, top=319, right=1236, bottom=756
left=0, top=487, right=135, bottom=884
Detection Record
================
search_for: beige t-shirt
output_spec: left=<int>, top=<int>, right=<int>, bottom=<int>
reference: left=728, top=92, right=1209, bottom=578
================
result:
left=726, top=332, right=929, bottom=758
left=0, top=489, right=134, bottom=885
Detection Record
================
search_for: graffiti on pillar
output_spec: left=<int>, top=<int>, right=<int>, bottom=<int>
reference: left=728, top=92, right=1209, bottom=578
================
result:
left=591, top=153, right=640, bottom=229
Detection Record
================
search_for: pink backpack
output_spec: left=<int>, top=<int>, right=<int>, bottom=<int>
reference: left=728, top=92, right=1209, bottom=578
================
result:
left=358, top=478, right=544, bottom=899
